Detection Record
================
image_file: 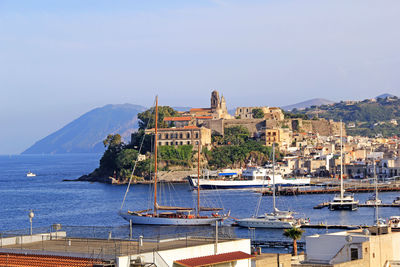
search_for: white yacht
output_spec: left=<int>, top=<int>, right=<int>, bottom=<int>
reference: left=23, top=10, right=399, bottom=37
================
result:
left=328, top=121, right=359, bottom=211
left=329, top=193, right=359, bottom=211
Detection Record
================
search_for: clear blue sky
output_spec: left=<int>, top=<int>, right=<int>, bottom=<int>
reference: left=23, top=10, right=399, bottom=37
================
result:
left=1, top=0, right=399, bottom=154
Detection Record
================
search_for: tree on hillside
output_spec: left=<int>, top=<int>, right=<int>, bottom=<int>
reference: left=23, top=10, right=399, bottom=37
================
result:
left=99, top=134, right=124, bottom=176
left=138, top=106, right=179, bottom=130
left=252, top=108, right=265, bottom=119
left=283, top=227, right=304, bottom=256
left=223, top=126, right=250, bottom=145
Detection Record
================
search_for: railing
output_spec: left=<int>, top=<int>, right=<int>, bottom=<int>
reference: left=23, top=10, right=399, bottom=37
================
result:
left=0, top=224, right=237, bottom=260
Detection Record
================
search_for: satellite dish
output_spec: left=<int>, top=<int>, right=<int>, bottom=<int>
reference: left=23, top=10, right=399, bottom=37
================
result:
left=362, top=229, right=370, bottom=236
left=345, top=235, right=353, bottom=243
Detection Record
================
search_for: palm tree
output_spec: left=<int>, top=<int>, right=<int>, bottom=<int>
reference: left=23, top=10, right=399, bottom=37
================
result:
left=283, top=227, right=304, bottom=256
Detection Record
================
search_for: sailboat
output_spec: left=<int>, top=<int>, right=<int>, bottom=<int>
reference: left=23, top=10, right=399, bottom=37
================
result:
left=235, top=143, right=305, bottom=228
left=119, top=96, right=224, bottom=225
left=365, top=154, right=382, bottom=205
left=328, top=121, right=359, bottom=211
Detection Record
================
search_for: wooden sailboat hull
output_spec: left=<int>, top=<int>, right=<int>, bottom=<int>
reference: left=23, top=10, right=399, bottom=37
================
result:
left=235, top=218, right=296, bottom=228
left=119, top=212, right=221, bottom=226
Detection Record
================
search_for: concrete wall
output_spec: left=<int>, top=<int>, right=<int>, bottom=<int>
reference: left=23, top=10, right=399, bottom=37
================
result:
left=0, top=232, right=66, bottom=246
left=254, top=253, right=291, bottom=267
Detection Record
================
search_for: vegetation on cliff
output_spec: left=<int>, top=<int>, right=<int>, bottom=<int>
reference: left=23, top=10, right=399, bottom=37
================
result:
left=298, top=95, right=400, bottom=137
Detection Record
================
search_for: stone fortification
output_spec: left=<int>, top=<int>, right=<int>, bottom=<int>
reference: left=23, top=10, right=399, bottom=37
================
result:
left=281, top=118, right=345, bottom=136
left=223, top=119, right=266, bottom=138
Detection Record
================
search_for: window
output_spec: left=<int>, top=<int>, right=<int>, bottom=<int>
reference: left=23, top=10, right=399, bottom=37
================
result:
left=175, top=141, right=178, bottom=145
left=195, top=133, right=199, bottom=139
left=187, top=133, right=190, bottom=138
left=158, top=134, right=161, bottom=139
left=165, top=133, right=169, bottom=139
left=179, top=133, right=183, bottom=139
left=170, top=142, right=174, bottom=145
left=195, top=141, right=199, bottom=145
left=158, top=142, right=162, bottom=146
left=180, top=141, right=183, bottom=145
left=273, top=132, right=276, bottom=136
left=350, top=248, right=358, bottom=261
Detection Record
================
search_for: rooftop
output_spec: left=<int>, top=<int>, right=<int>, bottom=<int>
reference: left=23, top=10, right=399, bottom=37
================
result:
left=174, top=251, right=254, bottom=267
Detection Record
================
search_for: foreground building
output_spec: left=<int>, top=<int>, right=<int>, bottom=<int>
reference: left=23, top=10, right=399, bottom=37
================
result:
left=299, top=226, right=400, bottom=266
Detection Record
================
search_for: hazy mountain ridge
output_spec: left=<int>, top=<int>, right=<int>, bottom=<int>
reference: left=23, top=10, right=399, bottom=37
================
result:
left=22, top=104, right=147, bottom=154
left=281, top=98, right=334, bottom=111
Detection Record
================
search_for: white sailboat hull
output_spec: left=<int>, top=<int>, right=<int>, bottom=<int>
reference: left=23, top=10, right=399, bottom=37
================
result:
left=119, top=212, right=221, bottom=226
left=235, top=218, right=296, bottom=229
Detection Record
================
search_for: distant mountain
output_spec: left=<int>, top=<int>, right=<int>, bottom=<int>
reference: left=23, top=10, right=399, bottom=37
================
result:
left=281, top=98, right=334, bottom=111
left=376, top=93, right=396, bottom=99
left=22, top=104, right=147, bottom=154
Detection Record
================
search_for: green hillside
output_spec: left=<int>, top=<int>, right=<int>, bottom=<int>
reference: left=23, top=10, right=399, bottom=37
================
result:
left=298, top=96, right=400, bottom=137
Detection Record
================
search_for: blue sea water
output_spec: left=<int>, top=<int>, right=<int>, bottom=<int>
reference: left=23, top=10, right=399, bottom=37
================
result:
left=1, top=154, right=399, bottom=252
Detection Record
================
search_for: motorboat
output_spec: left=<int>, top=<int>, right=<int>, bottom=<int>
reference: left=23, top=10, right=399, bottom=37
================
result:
left=26, top=171, right=36, bottom=177
left=393, top=197, right=400, bottom=205
left=389, top=216, right=400, bottom=229
left=365, top=193, right=382, bottom=205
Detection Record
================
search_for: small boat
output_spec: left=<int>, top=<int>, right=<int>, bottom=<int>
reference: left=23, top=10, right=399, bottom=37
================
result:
left=393, top=197, right=400, bottom=205
left=389, top=216, right=400, bottom=229
left=26, top=171, right=36, bottom=177
left=365, top=193, right=382, bottom=205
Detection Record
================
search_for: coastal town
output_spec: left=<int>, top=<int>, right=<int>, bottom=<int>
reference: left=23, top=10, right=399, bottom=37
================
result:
left=136, top=91, right=400, bottom=182
left=3, top=1, right=400, bottom=266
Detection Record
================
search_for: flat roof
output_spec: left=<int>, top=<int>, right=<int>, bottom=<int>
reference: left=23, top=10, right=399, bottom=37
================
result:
left=174, top=251, right=254, bottom=267
left=2, top=236, right=236, bottom=259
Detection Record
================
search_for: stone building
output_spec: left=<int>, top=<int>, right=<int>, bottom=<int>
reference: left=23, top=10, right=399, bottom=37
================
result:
left=235, top=106, right=284, bottom=120
left=145, top=126, right=211, bottom=150
left=265, top=128, right=292, bottom=149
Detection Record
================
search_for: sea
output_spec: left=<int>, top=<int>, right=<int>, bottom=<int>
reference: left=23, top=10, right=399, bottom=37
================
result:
left=1, top=154, right=399, bottom=252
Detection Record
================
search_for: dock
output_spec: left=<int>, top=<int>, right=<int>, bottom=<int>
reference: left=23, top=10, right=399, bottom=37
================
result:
left=313, top=202, right=400, bottom=209
left=262, top=185, right=400, bottom=196
left=300, top=224, right=367, bottom=229
left=252, top=240, right=305, bottom=249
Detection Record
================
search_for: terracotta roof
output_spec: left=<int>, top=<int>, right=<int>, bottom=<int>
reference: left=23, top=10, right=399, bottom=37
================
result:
left=164, top=116, right=192, bottom=121
left=183, top=125, right=199, bottom=129
left=196, top=116, right=213, bottom=119
left=174, top=251, right=254, bottom=267
left=190, top=108, right=212, bottom=112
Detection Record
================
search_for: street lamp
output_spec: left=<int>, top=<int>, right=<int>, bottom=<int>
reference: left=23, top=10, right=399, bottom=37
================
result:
left=28, top=210, right=34, bottom=235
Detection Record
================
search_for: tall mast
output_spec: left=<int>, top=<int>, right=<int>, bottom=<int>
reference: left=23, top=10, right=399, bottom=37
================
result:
left=340, top=120, right=344, bottom=201
left=272, top=143, right=276, bottom=211
left=197, top=141, right=201, bottom=217
left=154, top=96, right=158, bottom=216
left=373, top=147, right=379, bottom=224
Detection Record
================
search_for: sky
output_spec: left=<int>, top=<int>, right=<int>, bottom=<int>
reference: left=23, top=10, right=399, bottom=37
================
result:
left=0, top=0, right=399, bottom=154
